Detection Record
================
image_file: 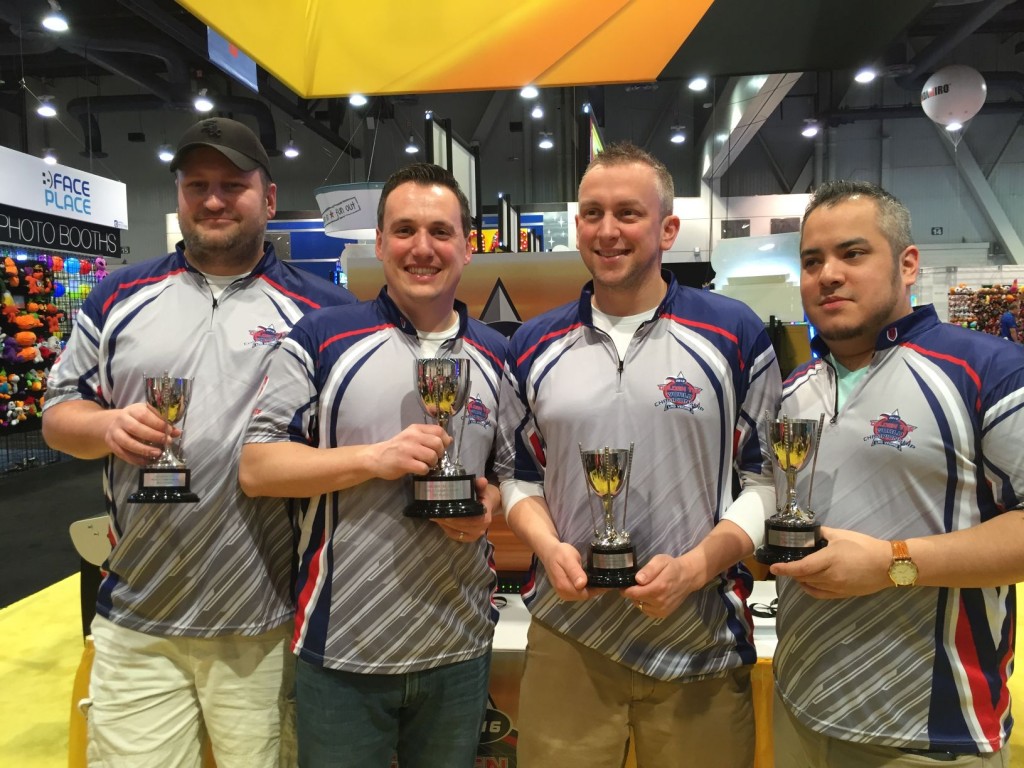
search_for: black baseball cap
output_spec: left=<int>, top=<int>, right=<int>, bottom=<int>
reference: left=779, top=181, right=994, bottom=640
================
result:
left=169, top=117, right=273, bottom=179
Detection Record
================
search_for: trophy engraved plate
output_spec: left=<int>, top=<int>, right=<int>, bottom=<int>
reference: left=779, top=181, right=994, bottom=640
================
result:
left=755, top=413, right=827, bottom=564
left=128, top=373, right=200, bottom=504
left=405, top=357, right=485, bottom=518
left=580, top=443, right=637, bottom=587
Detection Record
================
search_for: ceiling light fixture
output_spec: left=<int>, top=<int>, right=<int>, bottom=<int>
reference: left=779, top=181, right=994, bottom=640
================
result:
left=537, top=132, right=554, bottom=150
left=36, top=95, right=57, bottom=117
left=531, top=104, right=544, bottom=119
left=854, top=68, right=877, bottom=84
left=945, top=121, right=963, bottom=132
left=157, top=144, right=174, bottom=163
left=688, top=76, right=708, bottom=91
left=669, top=125, right=686, bottom=144
left=404, top=134, right=419, bottom=154
left=349, top=94, right=368, bottom=107
left=41, top=1, right=68, bottom=32
left=283, top=139, right=300, bottom=158
left=193, top=88, right=214, bottom=112
left=42, top=148, right=57, bottom=165
left=582, top=102, right=591, bottom=115
left=520, top=85, right=539, bottom=99
left=801, top=120, right=820, bottom=138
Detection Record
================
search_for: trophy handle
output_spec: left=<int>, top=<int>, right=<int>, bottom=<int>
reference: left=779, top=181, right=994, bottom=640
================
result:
left=805, top=413, right=826, bottom=514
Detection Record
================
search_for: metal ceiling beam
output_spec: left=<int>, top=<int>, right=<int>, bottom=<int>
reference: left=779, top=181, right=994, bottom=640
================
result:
left=933, top=122, right=1023, bottom=264
left=700, top=73, right=802, bottom=181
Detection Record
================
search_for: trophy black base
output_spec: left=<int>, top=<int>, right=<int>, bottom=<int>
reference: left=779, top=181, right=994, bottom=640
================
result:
left=586, top=544, right=638, bottom=587
left=127, top=467, right=199, bottom=504
left=755, top=519, right=827, bottom=564
left=405, top=473, right=484, bottom=518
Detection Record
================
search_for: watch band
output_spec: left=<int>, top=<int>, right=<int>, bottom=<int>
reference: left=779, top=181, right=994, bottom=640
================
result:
left=891, top=540, right=911, bottom=561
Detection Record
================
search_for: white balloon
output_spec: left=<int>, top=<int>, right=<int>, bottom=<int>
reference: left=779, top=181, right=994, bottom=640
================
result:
left=920, top=65, right=987, bottom=126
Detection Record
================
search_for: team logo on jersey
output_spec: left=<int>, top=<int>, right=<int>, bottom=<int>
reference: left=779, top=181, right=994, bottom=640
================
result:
left=465, top=396, right=491, bottom=427
left=654, top=373, right=704, bottom=413
left=247, top=324, right=288, bottom=347
left=864, top=409, right=916, bottom=450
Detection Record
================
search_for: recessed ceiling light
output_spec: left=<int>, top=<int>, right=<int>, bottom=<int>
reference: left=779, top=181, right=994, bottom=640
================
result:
left=157, top=144, right=174, bottom=163
left=349, top=94, right=368, bottom=107
left=36, top=96, right=57, bottom=118
left=42, top=1, right=68, bottom=32
left=520, top=85, right=539, bottom=99
left=688, top=77, right=708, bottom=91
left=538, top=132, right=554, bottom=150
left=193, top=88, right=214, bottom=112
left=854, top=68, right=877, bottom=84
left=283, top=140, right=300, bottom=158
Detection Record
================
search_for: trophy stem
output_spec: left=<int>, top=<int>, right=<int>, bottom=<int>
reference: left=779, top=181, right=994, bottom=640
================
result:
left=785, top=467, right=799, bottom=515
left=601, top=498, right=616, bottom=536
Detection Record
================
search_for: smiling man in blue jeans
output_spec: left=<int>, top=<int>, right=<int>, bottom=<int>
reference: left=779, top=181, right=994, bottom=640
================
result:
left=239, top=163, right=513, bottom=767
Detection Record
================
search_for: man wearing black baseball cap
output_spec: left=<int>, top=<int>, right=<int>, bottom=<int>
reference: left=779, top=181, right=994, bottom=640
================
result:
left=170, top=116, right=273, bottom=180
left=43, top=115, right=355, bottom=767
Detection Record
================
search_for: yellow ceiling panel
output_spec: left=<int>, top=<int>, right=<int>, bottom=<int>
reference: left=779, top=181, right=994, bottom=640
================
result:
left=177, top=0, right=712, bottom=97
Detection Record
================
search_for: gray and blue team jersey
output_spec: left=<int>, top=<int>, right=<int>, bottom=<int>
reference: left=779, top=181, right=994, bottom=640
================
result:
left=775, top=305, right=1024, bottom=754
left=503, top=270, right=781, bottom=682
left=44, top=243, right=355, bottom=637
left=245, top=287, right=514, bottom=674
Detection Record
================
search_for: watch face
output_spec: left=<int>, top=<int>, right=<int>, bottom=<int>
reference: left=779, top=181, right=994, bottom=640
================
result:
left=889, top=561, right=918, bottom=586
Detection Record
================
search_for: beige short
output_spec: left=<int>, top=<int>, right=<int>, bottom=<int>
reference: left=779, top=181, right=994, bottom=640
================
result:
left=774, top=689, right=1011, bottom=768
left=514, top=619, right=755, bottom=768
left=85, top=615, right=295, bottom=768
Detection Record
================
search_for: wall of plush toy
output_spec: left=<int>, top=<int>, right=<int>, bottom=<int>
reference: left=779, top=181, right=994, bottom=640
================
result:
left=0, top=246, right=107, bottom=432
left=947, top=279, right=1024, bottom=335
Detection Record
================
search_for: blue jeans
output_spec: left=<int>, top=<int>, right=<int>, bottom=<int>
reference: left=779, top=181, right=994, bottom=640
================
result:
left=295, top=652, right=490, bottom=768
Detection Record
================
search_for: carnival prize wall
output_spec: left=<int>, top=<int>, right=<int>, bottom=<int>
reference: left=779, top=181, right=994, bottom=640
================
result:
left=0, top=146, right=127, bottom=438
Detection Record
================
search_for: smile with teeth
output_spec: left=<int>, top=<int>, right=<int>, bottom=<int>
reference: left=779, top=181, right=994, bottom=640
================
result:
left=407, top=266, right=440, bottom=276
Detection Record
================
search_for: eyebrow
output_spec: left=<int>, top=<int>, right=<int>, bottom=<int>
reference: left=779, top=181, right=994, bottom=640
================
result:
left=800, top=236, right=870, bottom=257
left=387, top=218, right=455, bottom=229
left=578, top=198, right=646, bottom=209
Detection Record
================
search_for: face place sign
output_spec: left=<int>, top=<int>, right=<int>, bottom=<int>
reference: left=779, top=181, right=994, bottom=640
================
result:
left=0, top=145, right=128, bottom=231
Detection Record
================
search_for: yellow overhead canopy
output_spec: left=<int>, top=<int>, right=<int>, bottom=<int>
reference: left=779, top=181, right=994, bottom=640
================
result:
left=176, top=0, right=713, bottom=97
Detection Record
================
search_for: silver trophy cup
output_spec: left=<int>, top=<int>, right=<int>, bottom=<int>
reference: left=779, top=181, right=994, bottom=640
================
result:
left=755, top=413, right=826, bottom=563
left=580, top=444, right=637, bottom=587
left=127, top=372, right=200, bottom=504
left=406, top=357, right=484, bottom=518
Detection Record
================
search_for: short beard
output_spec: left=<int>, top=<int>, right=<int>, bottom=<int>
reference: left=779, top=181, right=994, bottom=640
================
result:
left=181, top=215, right=267, bottom=273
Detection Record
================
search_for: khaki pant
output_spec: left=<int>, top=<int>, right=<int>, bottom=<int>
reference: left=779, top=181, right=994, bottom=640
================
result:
left=774, top=689, right=1011, bottom=768
left=86, top=616, right=295, bottom=768
left=515, top=619, right=754, bottom=768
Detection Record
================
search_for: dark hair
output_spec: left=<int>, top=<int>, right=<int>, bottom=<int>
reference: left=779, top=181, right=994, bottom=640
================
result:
left=580, top=141, right=674, bottom=217
left=376, top=163, right=472, bottom=237
left=803, top=180, right=913, bottom=257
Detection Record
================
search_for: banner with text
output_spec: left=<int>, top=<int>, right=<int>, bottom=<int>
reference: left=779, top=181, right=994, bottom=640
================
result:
left=0, top=202, right=122, bottom=257
left=0, top=145, right=128, bottom=231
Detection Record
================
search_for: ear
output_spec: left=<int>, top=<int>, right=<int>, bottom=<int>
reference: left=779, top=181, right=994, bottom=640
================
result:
left=899, top=245, right=920, bottom=287
left=265, top=182, right=278, bottom=220
left=375, top=229, right=384, bottom=262
left=660, top=214, right=681, bottom=252
left=574, top=212, right=581, bottom=250
left=462, top=233, right=473, bottom=265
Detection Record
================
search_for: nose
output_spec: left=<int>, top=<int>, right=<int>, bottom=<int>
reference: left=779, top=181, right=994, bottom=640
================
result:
left=596, top=212, right=619, bottom=240
left=409, top=228, right=432, bottom=257
left=201, top=188, right=227, bottom=211
left=818, top=256, right=844, bottom=286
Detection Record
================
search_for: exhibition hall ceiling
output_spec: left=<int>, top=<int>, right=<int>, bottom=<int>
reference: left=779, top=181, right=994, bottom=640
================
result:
left=1, top=0, right=1023, bottom=179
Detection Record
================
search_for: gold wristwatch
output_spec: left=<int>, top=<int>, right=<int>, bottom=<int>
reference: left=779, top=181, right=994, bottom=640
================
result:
left=888, top=540, right=918, bottom=587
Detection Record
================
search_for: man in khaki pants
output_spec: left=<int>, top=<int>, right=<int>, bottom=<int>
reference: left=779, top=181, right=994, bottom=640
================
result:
left=771, top=179, right=1023, bottom=766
